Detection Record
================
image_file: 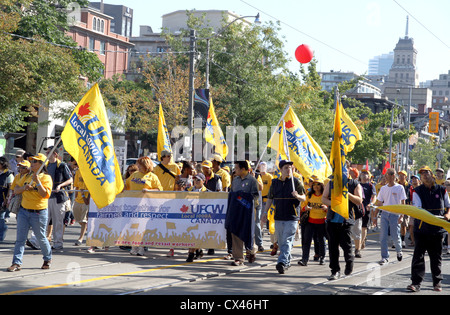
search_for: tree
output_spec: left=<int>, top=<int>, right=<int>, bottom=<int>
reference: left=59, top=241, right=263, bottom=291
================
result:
left=0, top=0, right=103, bottom=132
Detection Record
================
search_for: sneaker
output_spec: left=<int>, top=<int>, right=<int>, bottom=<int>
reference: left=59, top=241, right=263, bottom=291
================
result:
left=378, top=258, right=388, bottom=265
left=257, top=245, right=265, bottom=252
left=41, top=260, right=51, bottom=270
left=328, top=272, right=340, bottom=280
left=406, top=284, right=420, bottom=292
left=6, top=264, right=21, bottom=272
left=231, top=260, right=244, bottom=266
left=297, top=259, right=307, bottom=266
left=433, top=284, right=442, bottom=292
left=74, top=240, right=82, bottom=246
left=26, top=239, right=39, bottom=250
left=276, top=262, right=286, bottom=274
left=195, top=249, right=204, bottom=259
left=319, top=257, right=325, bottom=265
left=344, top=261, right=353, bottom=276
left=223, top=253, right=233, bottom=260
left=136, top=247, right=145, bottom=256
left=397, top=252, right=403, bottom=261
left=207, top=249, right=215, bottom=255
left=355, top=249, right=362, bottom=258
left=186, top=253, right=195, bottom=263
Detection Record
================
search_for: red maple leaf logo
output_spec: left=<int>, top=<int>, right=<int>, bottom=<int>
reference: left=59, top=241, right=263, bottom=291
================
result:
left=285, top=120, right=295, bottom=129
left=78, top=103, right=91, bottom=117
left=180, top=205, right=189, bottom=213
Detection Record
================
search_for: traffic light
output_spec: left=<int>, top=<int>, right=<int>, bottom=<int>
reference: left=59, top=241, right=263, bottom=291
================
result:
left=390, top=152, right=397, bottom=164
left=429, top=112, right=439, bottom=133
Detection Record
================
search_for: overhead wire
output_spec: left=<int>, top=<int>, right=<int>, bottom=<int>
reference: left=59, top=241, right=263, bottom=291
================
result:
left=239, top=0, right=367, bottom=66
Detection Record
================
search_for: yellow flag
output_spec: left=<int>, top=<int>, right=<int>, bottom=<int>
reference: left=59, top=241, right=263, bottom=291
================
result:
left=379, top=204, right=450, bottom=234
left=157, top=103, right=172, bottom=159
left=339, top=101, right=362, bottom=153
left=268, top=107, right=331, bottom=181
left=330, top=100, right=361, bottom=219
left=61, top=83, right=123, bottom=209
left=204, top=99, right=228, bottom=160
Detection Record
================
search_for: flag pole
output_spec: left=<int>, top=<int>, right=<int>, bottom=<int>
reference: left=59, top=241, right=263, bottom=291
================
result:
left=281, top=118, right=295, bottom=192
left=30, top=137, right=62, bottom=185
left=255, top=102, right=291, bottom=171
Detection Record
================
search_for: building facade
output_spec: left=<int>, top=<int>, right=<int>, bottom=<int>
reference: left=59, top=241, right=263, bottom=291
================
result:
left=67, top=5, right=134, bottom=79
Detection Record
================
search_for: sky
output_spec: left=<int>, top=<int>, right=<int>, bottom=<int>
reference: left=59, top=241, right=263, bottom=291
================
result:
left=101, top=0, right=450, bottom=83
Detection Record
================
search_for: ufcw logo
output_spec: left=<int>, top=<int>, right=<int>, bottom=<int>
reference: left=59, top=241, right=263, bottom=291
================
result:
left=69, top=102, right=115, bottom=186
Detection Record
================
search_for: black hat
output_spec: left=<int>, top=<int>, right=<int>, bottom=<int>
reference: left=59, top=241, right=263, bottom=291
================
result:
left=279, top=160, right=293, bottom=169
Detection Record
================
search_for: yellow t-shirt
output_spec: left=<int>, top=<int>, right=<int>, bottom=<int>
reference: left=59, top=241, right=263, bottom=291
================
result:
left=436, top=178, right=445, bottom=185
left=125, top=171, right=163, bottom=191
left=304, top=193, right=326, bottom=224
left=260, top=173, right=273, bottom=201
left=20, top=173, right=53, bottom=210
left=73, top=169, right=89, bottom=204
left=215, top=168, right=231, bottom=190
left=11, top=173, right=30, bottom=191
left=153, top=163, right=181, bottom=191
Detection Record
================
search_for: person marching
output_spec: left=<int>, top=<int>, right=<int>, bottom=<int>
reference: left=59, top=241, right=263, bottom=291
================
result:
left=407, top=166, right=450, bottom=292
left=298, top=176, right=326, bottom=266
left=125, top=157, right=162, bottom=256
left=262, top=160, right=306, bottom=274
left=7, top=153, right=53, bottom=271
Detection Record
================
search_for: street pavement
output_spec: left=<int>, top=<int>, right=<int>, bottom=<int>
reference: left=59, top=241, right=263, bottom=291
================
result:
left=1, top=212, right=450, bottom=299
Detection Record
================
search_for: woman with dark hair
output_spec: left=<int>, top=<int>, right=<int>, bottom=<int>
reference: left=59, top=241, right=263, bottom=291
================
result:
left=299, top=177, right=327, bottom=266
left=7, top=153, right=53, bottom=271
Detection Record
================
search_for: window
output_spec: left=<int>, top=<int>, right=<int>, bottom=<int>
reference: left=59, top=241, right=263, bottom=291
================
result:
left=100, top=41, right=105, bottom=55
left=89, top=37, right=95, bottom=51
left=101, top=20, right=104, bottom=33
left=93, top=17, right=97, bottom=31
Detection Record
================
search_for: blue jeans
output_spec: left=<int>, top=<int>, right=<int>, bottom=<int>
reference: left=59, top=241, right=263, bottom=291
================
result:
left=0, top=211, right=7, bottom=241
left=275, top=220, right=298, bottom=267
left=380, top=212, right=402, bottom=260
left=12, top=207, right=52, bottom=265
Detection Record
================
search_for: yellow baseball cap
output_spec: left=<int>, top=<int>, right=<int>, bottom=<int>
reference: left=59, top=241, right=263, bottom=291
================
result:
left=418, top=166, right=432, bottom=174
left=201, top=160, right=213, bottom=168
left=18, top=160, right=31, bottom=168
left=29, top=153, right=47, bottom=163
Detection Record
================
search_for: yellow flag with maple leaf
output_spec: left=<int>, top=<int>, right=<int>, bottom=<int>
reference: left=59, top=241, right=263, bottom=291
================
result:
left=268, top=107, right=331, bottom=181
left=61, top=83, right=124, bottom=209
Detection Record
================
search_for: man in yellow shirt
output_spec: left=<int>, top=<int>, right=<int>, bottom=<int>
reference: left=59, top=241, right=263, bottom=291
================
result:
left=435, top=168, right=445, bottom=186
left=72, top=164, right=90, bottom=246
left=153, top=150, right=181, bottom=191
left=211, top=154, right=230, bottom=192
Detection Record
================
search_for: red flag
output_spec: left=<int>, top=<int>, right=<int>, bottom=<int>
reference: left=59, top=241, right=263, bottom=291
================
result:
left=382, top=161, right=391, bottom=175
left=365, top=159, right=369, bottom=171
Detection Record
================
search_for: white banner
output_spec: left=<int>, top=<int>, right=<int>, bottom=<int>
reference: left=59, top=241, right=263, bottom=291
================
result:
left=86, top=191, right=228, bottom=249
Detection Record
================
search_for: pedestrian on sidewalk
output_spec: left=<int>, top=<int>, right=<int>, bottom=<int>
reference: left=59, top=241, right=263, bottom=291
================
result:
left=262, top=160, right=305, bottom=274
left=373, top=168, right=406, bottom=265
left=407, top=166, right=450, bottom=292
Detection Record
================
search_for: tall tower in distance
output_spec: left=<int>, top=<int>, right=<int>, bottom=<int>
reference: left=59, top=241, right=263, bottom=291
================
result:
left=386, top=16, right=419, bottom=88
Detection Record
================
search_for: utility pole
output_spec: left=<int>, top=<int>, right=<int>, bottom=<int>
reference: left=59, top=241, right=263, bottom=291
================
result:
left=188, top=29, right=196, bottom=160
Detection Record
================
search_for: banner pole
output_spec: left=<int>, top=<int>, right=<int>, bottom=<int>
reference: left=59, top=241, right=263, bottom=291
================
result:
left=255, top=103, right=291, bottom=171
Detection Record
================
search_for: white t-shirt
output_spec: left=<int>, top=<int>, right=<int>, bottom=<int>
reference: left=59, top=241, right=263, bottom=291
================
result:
left=377, top=183, right=407, bottom=206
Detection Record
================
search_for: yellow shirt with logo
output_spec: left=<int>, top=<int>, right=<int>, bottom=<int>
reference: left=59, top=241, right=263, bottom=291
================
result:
left=303, top=193, right=326, bottom=224
left=20, top=173, right=53, bottom=210
left=153, top=163, right=181, bottom=191
left=73, top=169, right=89, bottom=204
left=125, top=171, right=163, bottom=191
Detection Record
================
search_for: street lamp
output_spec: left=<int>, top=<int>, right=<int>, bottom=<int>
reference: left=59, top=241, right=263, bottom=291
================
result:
left=187, top=13, right=260, bottom=159
left=202, top=13, right=261, bottom=88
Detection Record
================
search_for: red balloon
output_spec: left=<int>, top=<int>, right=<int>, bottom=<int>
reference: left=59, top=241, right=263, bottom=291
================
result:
left=295, top=44, right=313, bottom=64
